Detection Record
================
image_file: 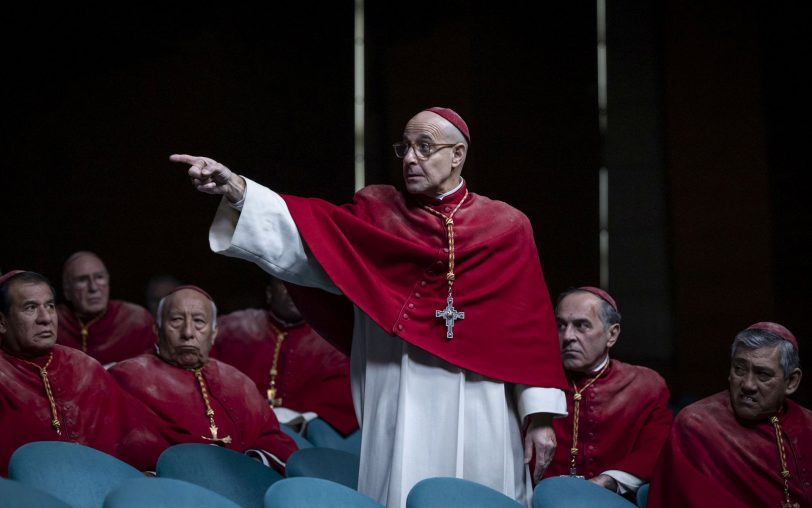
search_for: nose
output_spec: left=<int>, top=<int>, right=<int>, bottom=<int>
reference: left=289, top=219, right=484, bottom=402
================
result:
left=181, top=318, right=195, bottom=340
left=403, top=144, right=419, bottom=163
left=740, top=371, right=758, bottom=393
left=87, top=278, right=98, bottom=292
left=561, top=324, right=577, bottom=343
left=35, top=306, right=53, bottom=324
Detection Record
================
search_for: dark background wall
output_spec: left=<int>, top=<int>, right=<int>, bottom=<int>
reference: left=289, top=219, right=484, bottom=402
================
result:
left=1, top=2, right=808, bottom=405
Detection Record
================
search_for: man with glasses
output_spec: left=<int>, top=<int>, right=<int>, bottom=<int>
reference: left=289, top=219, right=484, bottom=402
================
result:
left=170, top=107, right=567, bottom=508
left=57, top=251, right=155, bottom=367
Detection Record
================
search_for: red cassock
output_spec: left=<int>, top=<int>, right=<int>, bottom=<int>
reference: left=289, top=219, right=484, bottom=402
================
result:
left=0, top=345, right=167, bottom=475
left=281, top=182, right=566, bottom=388
left=56, top=300, right=156, bottom=365
left=543, top=360, right=673, bottom=481
left=647, top=391, right=812, bottom=508
left=109, top=354, right=297, bottom=472
left=211, top=309, right=358, bottom=436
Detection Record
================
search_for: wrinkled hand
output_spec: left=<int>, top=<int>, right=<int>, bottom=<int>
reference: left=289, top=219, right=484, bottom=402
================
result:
left=169, top=153, right=246, bottom=203
left=524, top=413, right=556, bottom=484
left=589, top=474, right=618, bottom=492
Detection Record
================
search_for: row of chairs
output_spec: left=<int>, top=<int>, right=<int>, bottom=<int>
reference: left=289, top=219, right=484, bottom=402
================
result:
left=1, top=440, right=648, bottom=508
left=283, top=418, right=362, bottom=456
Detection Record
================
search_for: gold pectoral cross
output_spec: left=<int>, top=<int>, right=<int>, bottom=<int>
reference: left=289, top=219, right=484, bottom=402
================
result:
left=202, top=423, right=232, bottom=446
left=266, top=388, right=283, bottom=407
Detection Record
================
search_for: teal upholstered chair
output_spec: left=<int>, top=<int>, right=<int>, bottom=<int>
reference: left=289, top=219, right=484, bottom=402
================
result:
left=533, top=476, right=637, bottom=508
left=103, top=477, right=242, bottom=508
left=0, top=477, right=73, bottom=508
left=264, top=477, right=384, bottom=508
left=156, top=443, right=283, bottom=508
left=636, top=483, right=650, bottom=508
left=406, top=477, right=522, bottom=508
left=303, top=418, right=361, bottom=456
left=280, top=423, right=314, bottom=449
left=285, top=447, right=360, bottom=489
left=8, top=441, right=144, bottom=508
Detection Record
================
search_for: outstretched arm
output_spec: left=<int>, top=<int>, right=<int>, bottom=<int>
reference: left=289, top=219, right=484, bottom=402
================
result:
left=169, top=154, right=246, bottom=204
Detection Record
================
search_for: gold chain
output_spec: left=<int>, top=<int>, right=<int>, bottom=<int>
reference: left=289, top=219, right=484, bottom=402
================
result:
left=193, top=368, right=232, bottom=445
left=568, top=360, right=610, bottom=476
left=770, top=415, right=798, bottom=508
left=19, top=352, right=61, bottom=435
left=421, top=190, right=469, bottom=289
left=266, top=321, right=287, bottom=407
left=77, top=313, right=104, bottom=353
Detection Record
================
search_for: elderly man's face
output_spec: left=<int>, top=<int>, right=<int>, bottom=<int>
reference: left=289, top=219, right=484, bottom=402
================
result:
left=157, top=289, right=216, bottom=369
left=556, top=292, right=619, bottom=373
left=401, top=111, right=464, bottom=197
left=729, top=345, right=799, bottom=421
left=0, top=282, right=58, bottom=358
left=63, top=254, right=110, bottom=317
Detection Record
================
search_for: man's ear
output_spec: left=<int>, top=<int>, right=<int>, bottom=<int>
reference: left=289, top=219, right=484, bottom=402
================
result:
left=606, top=324, right=621, bottom=349
left=0, top=313, right=7, bottom=335
left=785, top=368, right=802, bottom=396
left=451, top=143, right=467, bottom=168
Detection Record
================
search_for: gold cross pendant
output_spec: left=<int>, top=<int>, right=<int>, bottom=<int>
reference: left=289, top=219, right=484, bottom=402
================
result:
left=202, top=424, right=232, bottom=446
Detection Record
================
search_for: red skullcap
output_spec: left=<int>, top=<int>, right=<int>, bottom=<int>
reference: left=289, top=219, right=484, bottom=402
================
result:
left=423, top=107, right=471, bottom=144
left=747, top=321, right=798, bottom=351
left=0, top=270, right=26, bottom=286
left=577, top=286, right=618, bottom=312
left=166, top=284, right=214, bottom=302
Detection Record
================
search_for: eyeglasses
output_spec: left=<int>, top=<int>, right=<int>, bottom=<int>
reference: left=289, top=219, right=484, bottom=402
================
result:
left=71, top=272, right=109, bottom=289
left=392, top=141, right=457, bottom=160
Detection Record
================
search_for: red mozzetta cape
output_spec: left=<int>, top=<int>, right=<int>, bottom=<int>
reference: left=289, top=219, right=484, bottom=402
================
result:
left=647, top=391, right=812, bottom=508
left=543, top=360, right=673, bottom=480
left=56, top=300, right=156, bottom=365
left=0, top=345, right=168, bottom=475
left=282, top=182, right=566, bottom=387
left=212, top=309, right=358, bottom=436
left=110, top=354, right=297, bottom=469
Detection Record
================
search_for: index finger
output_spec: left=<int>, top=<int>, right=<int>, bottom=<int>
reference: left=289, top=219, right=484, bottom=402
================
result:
left=169, top=153, right=205, bottom=165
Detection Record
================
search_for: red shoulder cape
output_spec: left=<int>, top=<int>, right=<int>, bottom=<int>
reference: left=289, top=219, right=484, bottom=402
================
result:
left=212, top=309, right=358, bottom=435
left=0, top=346, right=167, bottom=474
left=544, top=360, right=673, bottom=480
left=56, top=300, right=156, bottom=364
left=647, top=391, right=812, bottom=508
left=110, top=354, right=297, bottom=467
left=282, top=183, right=566, bottom=387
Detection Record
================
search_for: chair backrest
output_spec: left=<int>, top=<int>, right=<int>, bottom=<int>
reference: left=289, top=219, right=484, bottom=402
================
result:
left=0, top=477, right=73, bottom=508
left=156, top=443, right=283, bottom=508
left=533, top=476, right=637, bottom=508
left=285, top=447, right=360, bottom=489
left=406, top=477, right=522, bottom=508
left=636, top=483, right=650, bottom=508
left=279, top=424, right=314, bottom=449
left=264, top=477, right=384, bottom=508
left=303, top=418, right=361, bottom=456
left=103, top=477, right=242, bottom=508
left=8, top=441, right=144, bottom=508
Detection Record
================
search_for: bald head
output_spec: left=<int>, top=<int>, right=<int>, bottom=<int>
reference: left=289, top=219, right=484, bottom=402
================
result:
left=156, top=287, right=218, bottom=369
left=400, top=111, right=469, bottom=196
left=62, top=251, right=110, bottom=318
